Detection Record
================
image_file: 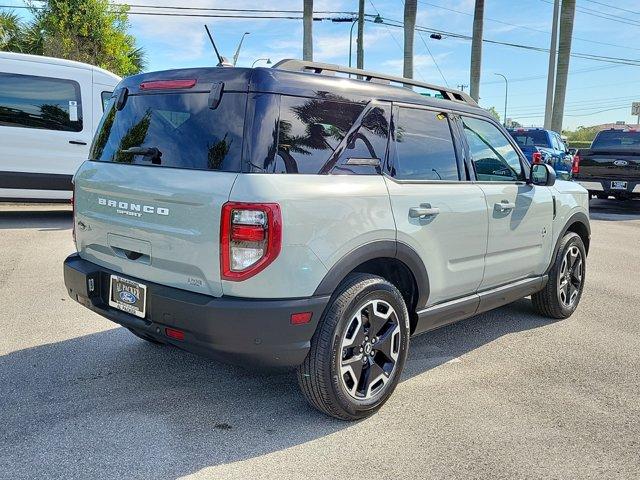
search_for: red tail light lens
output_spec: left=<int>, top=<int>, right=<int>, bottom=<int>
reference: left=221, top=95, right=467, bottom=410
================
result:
left=572, top=154, right=580, bottom=174
left=532, top=152, right=542, bottom=164
left=220, top=202, right=282, bottom=281
left=139, top=79, right=197, bottom=90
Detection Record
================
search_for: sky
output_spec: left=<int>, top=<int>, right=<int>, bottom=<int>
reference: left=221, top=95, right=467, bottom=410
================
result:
left=3, top=0, right=640, bottom=130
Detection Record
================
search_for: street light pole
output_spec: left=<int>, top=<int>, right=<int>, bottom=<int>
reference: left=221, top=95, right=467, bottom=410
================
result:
left=251, top=58, right=272, bottom=67
left=495, top=73, right=508, bottom=127
left=232, top=32, right=250, bottom=66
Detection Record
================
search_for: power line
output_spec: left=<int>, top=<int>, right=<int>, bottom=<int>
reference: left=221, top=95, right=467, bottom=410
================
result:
left=579, top=0, right=640, bottom=16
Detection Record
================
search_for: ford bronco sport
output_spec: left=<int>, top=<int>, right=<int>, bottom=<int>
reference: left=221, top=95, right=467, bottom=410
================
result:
left=64, top=60, right=591, bottom=420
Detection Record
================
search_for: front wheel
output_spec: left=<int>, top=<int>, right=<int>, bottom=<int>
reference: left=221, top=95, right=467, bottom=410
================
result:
left=297, top=273, right=410, bottom=421
left=532, top=232, right=586, bottom=319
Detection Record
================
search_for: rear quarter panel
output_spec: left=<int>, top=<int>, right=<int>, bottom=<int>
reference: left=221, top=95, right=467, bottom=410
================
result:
left=225, top=174, right=396, bottom=298
left=551, top=180, right=590, bottom=248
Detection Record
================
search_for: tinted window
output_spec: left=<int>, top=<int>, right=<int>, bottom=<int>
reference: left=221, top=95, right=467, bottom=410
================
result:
left=463, top=117, right=524, bottom=182
left=393, top=108, right=458, bottom=181
left=509, top=130, right=550, bottom=148
left=0, top=72, right=82, bottom=132
left=101, top=91, right=112, bottom=111
left=274, top=95, right=365, bottom=174
left=331, top=105, right=390, bottom=174
left=90, top=92, right=245, bottom=172
left=591, top=130, right=640, bottom=149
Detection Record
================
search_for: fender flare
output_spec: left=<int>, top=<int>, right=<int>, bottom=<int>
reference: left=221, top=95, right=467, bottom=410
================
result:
left=546, top=211, right=591, bottom=274
left=313, top=240, right=430, bottom=309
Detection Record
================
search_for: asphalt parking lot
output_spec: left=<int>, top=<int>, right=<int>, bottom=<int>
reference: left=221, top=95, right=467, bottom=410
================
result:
left=1, top=200, right=639, bottom=479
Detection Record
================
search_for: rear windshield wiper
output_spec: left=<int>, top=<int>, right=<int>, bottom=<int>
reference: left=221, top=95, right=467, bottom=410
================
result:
left=120, top=146, right=162, bottom=165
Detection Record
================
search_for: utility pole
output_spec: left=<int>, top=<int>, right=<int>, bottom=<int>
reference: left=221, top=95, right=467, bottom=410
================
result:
left=457, top=84, right=468, bottom=92
left=551, top=0, right=576, bottom=133
left=303, top=0, right=313, bottom=61
left=357, top=0, right=365, bottom=70
left=544, top=0, right=560, bottom=129
left=469, top=0, right=484, bottom=102
left=403, top=0, right=417, bottom=80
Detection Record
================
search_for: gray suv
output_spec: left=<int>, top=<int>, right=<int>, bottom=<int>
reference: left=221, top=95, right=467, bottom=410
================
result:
left=64, top=60, right=590, bottom=420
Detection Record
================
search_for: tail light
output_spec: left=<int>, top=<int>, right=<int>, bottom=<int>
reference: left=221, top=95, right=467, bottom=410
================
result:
left=532, top=152, right=542, bottom=164
left=220, top=202, right=282, bottom=281
left=572, top=154, right=580, bottom=174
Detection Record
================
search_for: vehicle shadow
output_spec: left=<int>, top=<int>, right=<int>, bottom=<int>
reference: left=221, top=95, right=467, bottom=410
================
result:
left=588, top=198, right=640, bottom=221
left=0, top=210, right=72, bottom=230
left=0, top=298, right=555, bottom=479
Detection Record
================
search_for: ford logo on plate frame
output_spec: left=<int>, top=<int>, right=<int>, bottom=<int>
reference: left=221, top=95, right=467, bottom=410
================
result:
left=614, top=160, right=629, bottom=166
left=119, top=290, right=138, bottom=304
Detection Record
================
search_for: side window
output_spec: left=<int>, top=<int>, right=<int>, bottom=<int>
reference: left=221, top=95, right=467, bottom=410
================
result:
left=392, top=107, right=459, bottom=181
left=0, top=72, right=82, bottom=132
left=461, top=116, right=525, bottom=182
left=101, top=91, right=113, bottom=112
left=550, top=133, right=560, bottom=151
left=332, top=105, right=390, bottom=174
left=274, top=96, right=365, bottom=174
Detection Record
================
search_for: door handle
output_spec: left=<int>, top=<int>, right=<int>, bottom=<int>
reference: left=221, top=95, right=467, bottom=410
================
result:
left=409, top=204, right=440, bottom=218
left=69, top=140, right=87, bottom=145
left=494, top=201, right=516, bottom=213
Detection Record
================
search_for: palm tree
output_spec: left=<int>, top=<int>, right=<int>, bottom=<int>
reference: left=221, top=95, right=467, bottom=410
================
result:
left=551, top=0, right=576, bottom=132
left=403, top=0, right=417, bottom=80
left=303, top=0, right=313, bottom=61
left=0, top=11, right=23, bottom=51
left=469, top=0, right=484, bottom=102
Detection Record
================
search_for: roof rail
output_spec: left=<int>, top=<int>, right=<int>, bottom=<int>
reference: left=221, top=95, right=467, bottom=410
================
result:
left=272, top=59, right=477, bottom=107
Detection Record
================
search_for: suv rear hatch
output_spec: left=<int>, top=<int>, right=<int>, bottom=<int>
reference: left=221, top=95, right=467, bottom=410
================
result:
left=73, top=69, right=250, bottom=297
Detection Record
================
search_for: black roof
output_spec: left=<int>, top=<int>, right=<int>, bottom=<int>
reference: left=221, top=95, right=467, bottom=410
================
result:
left=118, top=64, right=488, bottom=117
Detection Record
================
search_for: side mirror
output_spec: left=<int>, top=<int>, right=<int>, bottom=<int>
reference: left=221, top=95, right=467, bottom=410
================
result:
left=530, top=163, right=556, bottom=187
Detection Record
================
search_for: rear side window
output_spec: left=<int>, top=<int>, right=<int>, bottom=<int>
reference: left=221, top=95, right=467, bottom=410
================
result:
left=0, top=72, right=82, bottom=132
left=101, top=91, right=112, bottom=111
left=273, top=96, right=366, bottom=174
left=90, top=91, right=245, bottom=172
left=462, top=116, right=525, bottom=182
left=392, top=107, right=459, bottom=181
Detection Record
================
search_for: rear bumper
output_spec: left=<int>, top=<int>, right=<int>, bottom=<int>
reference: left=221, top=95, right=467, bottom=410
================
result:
left=63, top=254, right=329, bottom=368
left=576, top=178, right=640, bottom=197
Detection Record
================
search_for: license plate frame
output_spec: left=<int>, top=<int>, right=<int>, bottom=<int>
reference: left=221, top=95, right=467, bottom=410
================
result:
left=108, top=275, right=147, bottom=318
left=611, top=180, right=628, bottom=190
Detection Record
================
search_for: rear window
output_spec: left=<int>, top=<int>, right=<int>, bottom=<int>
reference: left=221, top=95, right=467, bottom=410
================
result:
left=90, top=91, right=245, bottom=171
left=591, top=130, right=640, bottom=149
left=509, top=130, right=550, bottom=148
left=0, top=72, right=82, bottom=132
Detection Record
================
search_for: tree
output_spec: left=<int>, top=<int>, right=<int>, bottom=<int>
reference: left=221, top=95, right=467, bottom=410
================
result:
left=469, top=0, right=484, bottom=102
left=0, top=11, right=23, bottom=51
left=2, top=0, right=145, bottom=77
left=551, top=0, right=576, bottom=132
left=403, top=0, right=417, bottom=79
left=487, top=106, right=500, bottom=122
left=303, top=0, right=313, bottom=61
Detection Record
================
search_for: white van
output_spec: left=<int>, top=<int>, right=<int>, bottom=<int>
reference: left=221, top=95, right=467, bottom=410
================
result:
left=0, top=52, right=120, bottom=201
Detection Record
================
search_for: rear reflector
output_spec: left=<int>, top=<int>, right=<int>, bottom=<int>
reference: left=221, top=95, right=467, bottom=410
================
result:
left=290, top=312, right=313, bottom=325
left=165, top=327, right=185, bottom=341
left=140, top=79, right=197, bottom=90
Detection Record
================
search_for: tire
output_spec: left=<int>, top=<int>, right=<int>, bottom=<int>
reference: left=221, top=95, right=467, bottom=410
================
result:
left=297, top=273, right=410, bottom=421
left=532, top=232, right=586, bottom=319
left=126, top=327, right=166, bottom=345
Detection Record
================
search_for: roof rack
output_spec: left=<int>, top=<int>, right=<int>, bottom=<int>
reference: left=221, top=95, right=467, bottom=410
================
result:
left=272, top=59, right=477, bottom=107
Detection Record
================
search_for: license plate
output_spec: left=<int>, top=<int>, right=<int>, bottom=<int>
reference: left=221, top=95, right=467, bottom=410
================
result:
left=611, top=181, right=628, bottom=190
left=108, top=275, right=147, bottom=318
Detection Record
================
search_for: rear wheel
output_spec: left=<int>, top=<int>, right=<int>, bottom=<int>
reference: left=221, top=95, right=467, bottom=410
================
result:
left=532, top=232, right=586, bottom=319
left=297, top=273, right=410, bottom=420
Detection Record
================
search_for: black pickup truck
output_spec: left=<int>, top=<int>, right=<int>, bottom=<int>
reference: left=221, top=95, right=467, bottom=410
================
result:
left=574, top=129, right=640, bottom=200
